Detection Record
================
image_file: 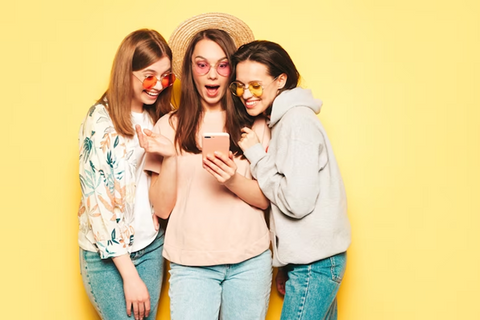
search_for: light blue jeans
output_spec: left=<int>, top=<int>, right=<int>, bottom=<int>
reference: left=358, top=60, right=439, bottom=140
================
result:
left=79, top=232, right=165, bottom=320
left=280, top=252, right=347, bottom=320
left=169, top=249, right=272, bottom=320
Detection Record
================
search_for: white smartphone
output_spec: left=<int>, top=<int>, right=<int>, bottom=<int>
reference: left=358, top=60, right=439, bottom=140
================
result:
left=202, top=132, right=230, bottom=158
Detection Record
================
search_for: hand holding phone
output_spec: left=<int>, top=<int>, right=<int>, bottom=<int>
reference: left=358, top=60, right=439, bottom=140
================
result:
left=202, top=132, right=230, bottom=158
left=202, top=132, right=236, bottom=184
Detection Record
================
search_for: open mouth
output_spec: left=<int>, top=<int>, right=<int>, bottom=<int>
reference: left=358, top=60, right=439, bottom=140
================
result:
left=205, top=85, right=220, bottom=97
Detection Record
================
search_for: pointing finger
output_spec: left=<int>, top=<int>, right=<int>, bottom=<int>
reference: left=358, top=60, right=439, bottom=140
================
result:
left=143, top=128, right=153, bottom=136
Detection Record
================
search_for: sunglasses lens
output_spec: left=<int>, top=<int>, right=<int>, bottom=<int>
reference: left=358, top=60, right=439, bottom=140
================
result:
left=194, top=61, right=231, bottom=77
left=194, top=62, right=210, bottom=76
left=249, top=82, right=263, bottom=97
left=161, top=73, right=176, bottom=88
left=229, top=83, right=243, bottom=96
left=216, top=62, right=231, bottom=77
left=142, top=76, right=157, bottom=90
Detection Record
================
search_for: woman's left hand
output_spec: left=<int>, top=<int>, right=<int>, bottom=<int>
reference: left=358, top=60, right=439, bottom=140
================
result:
left=152, top=214, right=159, bottom=231
left=135, top=124, right=175, bottom=157
left=203, top=151, right=237, bottom=184
left=238, top=127, right=260, bottom=151
left=275, top=268, right=288, bottom=296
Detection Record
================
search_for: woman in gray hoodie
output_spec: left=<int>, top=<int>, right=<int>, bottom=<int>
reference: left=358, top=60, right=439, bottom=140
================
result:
left=230, top=41, right=351, bottom=320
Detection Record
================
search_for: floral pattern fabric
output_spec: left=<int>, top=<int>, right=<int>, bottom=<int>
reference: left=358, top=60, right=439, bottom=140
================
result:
left=78, top=104, right=136, bottom=259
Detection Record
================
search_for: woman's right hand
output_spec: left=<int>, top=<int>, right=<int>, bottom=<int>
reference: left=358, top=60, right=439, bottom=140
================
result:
left=113, top=254, right=151, bottom=320
left=203, top=150, right=237, bottom=185
left=123, top=275, right=151, bottom=320
left=135, top=124, right=175, bottom=157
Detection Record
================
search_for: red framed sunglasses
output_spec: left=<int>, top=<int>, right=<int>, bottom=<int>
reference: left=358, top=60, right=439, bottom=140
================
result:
left=134, top=72, right=176, bottom=90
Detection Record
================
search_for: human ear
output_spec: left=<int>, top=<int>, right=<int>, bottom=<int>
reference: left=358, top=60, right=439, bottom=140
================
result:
left=277, top=73, right=287, bottom=89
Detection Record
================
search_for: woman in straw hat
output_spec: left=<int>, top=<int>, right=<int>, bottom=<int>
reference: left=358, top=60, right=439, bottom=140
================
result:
left=137, top=13, right=272, bottom=320
left=231, top=40, right=351, bottom=320
left=78, top=29, right=176, bottom=320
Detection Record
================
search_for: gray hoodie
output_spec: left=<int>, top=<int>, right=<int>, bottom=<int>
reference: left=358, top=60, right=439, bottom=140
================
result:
left=244, top=87, right=351, bottom=267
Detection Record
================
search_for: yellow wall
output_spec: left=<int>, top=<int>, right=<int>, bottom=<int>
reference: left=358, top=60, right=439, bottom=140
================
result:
left=1, top=1, right=479, bottom=319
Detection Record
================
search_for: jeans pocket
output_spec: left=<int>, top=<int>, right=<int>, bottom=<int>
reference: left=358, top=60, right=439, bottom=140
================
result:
left=329, top=252, right=347, bottom=284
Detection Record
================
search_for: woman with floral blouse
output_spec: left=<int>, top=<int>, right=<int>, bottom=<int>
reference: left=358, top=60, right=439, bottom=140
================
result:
left=77, top=29, right=175, bottom=320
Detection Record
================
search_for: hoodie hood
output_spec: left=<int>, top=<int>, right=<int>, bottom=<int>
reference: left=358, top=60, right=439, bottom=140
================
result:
left=269, top=87, right=323, bottom=127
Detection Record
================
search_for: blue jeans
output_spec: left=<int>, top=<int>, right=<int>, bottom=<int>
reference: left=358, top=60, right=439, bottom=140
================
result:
left=79, top=232, right=165, bottom=320
left=280, top=252, right=347, bottom=320
left=169, top=249, right=272, bottom=320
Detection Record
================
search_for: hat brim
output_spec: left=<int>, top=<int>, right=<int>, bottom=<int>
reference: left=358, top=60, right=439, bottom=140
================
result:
left=168, top=12, right=254, bottom=79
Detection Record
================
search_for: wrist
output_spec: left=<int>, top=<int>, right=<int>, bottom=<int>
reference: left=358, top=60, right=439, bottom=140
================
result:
left=223, top=172, right=238, bottom=188
left=112, top=255, right=139, bottom=280
left=162, top=154, right=177, bottom=162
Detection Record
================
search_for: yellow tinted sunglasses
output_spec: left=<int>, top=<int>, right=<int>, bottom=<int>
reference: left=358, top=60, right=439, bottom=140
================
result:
left=229, top=77, right=278, bottom=98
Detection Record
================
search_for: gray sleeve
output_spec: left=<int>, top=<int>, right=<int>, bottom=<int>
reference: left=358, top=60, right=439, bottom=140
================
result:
left=245, top=108, right=327, bottom=219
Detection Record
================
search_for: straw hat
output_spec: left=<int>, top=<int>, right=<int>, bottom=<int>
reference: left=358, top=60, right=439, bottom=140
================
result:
left=168, top=12, right=255, bottom=79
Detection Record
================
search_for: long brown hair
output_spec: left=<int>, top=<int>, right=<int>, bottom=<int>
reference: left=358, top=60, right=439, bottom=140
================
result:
left=172, top=29, right=254, bottom=155
left=98, top=29, right=173, bottom=138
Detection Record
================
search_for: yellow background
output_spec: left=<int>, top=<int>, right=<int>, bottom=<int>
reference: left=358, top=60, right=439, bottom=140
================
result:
left=1, top=0, right=479, bottom=319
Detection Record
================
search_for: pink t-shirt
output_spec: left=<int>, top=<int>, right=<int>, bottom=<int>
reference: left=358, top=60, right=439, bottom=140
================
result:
left=144, top=111, right=271, bottom=266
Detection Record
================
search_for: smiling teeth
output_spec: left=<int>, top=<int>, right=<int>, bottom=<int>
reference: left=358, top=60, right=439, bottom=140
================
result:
left=146, top=91, right=159, bottom=96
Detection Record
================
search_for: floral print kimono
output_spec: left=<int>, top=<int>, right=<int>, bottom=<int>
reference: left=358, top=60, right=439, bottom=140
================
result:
left=77, top=104, right=139, bottom=258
